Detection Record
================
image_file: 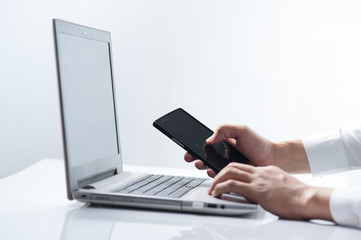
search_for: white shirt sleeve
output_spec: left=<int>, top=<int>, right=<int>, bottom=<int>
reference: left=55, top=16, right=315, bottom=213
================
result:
left=330, top=187, right=361, bottom=228
left=302, top=124, right=361, bottom=228
left=302, top=124, right=361, bottom=176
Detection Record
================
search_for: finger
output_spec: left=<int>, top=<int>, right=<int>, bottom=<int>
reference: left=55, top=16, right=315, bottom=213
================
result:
left=225, top=138, right=237, bottom=147
left=212, top=166, right=253, bottom=188
left=210, top=180, right=249, bottom=197
left=208, top=165, right=253, bottom=194
left=206, top=168, right=216, bottom=178
left=184, top=152, right=196, bottom=162
left=226, top=162, right=256, bottom=174
left=206, top=125, right=246, bottom=144
left=210, top=179, right=257, bottom=203
left=194, top=160, right=207, bottom=170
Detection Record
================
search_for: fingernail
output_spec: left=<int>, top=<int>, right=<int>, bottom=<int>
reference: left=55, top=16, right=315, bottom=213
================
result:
left=206, top=135, right=214, bottom=142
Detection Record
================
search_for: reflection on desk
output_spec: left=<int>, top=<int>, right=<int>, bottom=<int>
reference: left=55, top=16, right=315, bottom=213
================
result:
left=0, top=159, right=360, bottom=240
left=62, top=205, right=361, bottom=240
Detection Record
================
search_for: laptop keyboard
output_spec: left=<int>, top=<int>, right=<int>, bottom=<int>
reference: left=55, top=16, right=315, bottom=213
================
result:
left=115, top=174, right=207, bottom=198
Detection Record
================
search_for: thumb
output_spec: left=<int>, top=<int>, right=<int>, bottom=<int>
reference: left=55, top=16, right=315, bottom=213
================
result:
left=206, top=129, right=226, bottom=144
left=206, top=134, right=215, bottom=143
left=206, top=124, right=241, bottom=144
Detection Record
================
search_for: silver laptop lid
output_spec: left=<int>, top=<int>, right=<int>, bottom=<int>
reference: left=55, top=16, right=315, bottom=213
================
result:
left=53, top=19, right=122, bottom=200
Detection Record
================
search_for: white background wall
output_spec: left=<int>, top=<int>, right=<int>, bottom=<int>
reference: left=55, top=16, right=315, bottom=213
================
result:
left=1, top=0, right=361, bottom=178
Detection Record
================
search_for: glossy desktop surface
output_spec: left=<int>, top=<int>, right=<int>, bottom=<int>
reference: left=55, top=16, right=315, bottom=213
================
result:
left=0, top=159, right=360, bottom=240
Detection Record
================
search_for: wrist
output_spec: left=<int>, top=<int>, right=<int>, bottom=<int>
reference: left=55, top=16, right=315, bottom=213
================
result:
left=273, top=140, right=311, bottom=173
left=297, top=186, right=334, bottom=221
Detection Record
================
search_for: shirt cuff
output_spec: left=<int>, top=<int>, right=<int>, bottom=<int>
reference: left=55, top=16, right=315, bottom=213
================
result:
left=302, top=129, right=349, bottom=176
left=330, top=187, right=361, bottom=228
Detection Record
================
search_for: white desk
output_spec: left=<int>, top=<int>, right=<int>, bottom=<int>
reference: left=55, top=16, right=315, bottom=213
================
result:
left=0, top=159, right=360, bottom=240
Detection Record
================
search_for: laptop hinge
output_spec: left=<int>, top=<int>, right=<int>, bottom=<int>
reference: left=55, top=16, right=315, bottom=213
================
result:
left=78, top=168, right=117, bottom=189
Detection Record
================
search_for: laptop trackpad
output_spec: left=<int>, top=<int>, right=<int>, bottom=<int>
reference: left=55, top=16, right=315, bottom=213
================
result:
left=183, top=186, right=252, bottom=205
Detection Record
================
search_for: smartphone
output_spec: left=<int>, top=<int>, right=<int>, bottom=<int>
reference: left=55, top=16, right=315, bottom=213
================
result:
left=153, top=108, right=249, bottom=173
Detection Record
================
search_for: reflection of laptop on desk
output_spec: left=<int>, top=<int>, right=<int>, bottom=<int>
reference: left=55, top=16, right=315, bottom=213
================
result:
left=53, top=19, right=257, bottom=215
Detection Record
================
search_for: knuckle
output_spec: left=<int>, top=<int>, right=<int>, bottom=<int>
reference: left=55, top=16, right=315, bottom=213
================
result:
left=264, top=165, right=279, bottom=172
left=224, top=165, right=240, bottom=176
left=225, top=179, right=238, bottom=189
left=227, top=162, right=239, bottom=168
left=215, top=125, right=226, bottom=133
left=238, top=124, right=248, bottom=130
left=213, top=185, right=222, bottom=195
left=237, top=124, right=250, bottom=133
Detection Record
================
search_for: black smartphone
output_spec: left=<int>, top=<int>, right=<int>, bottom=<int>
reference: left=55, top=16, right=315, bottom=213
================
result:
left=153, top=108, right=249, bottom=173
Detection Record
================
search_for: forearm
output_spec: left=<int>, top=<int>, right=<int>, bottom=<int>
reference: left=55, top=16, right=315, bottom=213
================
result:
left=272, top=141, right=334, bottom=221
left=273, top=140, right=311, bottom=173
left=297, top=186, right=334, bottom=221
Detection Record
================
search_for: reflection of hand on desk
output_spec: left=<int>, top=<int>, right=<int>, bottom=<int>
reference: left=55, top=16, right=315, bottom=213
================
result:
left=0, top=159, right=360, bottom=240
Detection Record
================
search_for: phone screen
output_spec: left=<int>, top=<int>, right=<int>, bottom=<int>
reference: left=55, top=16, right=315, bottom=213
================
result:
left=153, top=108, right=249, bottom=173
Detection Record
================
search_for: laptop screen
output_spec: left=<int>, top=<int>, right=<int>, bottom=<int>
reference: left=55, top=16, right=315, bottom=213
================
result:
left=57, top=32, right=118, bottom=167
left=54, top=19, right=122, bottom=199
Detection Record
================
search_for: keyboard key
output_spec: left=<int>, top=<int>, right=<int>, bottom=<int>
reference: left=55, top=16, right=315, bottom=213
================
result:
left=114, top=174, right=207, bottom=199
left=137, top=176, right=173, bottom=193
left=186, top=178, right=207, bottom=187
left=169, top=186, right=194, bottom=198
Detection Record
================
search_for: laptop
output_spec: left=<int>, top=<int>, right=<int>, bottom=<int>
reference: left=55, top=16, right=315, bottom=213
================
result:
left=53, top=19, right=257, bottom=215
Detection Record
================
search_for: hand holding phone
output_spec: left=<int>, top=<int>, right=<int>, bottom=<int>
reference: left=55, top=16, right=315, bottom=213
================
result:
left=153, top=108, right=249, bottom=173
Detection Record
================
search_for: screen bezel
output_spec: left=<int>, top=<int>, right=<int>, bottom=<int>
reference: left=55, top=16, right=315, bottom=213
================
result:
left=53, top=19, right=122, bottom=199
